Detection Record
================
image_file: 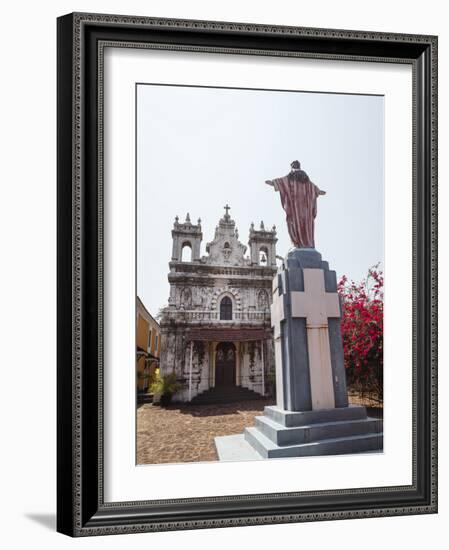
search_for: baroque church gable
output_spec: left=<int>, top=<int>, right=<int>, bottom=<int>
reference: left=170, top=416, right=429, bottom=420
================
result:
left=204, top=206, right=247, bottom=267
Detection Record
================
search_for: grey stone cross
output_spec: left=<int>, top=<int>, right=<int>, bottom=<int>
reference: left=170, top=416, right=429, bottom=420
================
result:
left=271, top=262, right=341, bottom=410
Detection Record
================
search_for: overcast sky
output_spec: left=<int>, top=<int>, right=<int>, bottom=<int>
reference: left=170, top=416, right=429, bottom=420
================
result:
left=137, top=84, right=384, bottom=317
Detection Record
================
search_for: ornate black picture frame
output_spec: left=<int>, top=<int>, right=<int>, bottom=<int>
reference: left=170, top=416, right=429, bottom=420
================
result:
left=57, top=12, right=438, bottom=536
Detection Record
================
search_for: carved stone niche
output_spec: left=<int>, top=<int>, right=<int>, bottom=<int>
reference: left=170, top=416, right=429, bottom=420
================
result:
left=222, top=242, right=232, bottom=262
left=180, top=287, right=192, bottom=308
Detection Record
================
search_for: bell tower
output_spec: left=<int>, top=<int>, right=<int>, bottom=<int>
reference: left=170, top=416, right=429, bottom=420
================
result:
left=171, top=213, right=202, bottom=262
left=248, top=221, right=278, bottom=267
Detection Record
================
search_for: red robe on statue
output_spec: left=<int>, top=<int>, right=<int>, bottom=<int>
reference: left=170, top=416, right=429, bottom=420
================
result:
left=273, top=175, right=321, bottom=248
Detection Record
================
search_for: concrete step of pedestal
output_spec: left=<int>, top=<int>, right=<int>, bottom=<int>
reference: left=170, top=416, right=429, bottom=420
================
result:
left=254, top=415, right=383, bottom=446
left=264, top=405, right=368, bottom=427
left=244, top=426, right=383, bottom=458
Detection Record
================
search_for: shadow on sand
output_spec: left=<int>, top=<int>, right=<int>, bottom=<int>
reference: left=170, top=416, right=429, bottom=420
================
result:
left=153, top=398, right=275, bottom=417
left=146, top=400, right=383, bottom=419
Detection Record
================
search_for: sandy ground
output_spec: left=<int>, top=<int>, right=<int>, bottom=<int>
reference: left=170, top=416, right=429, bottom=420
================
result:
left=136, top=394, right=383, bottom=465
left=137, top=399, right=274, bottom=465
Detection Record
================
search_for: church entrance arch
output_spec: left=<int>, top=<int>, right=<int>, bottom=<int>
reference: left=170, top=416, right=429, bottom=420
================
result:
left=215, top=342, right=236, bottom=387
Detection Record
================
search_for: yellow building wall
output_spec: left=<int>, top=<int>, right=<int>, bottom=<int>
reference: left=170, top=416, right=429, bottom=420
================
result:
left=147, top=321, right=161, bottom=358
left=137, top=314, right=150, bottom=351
left=136, top=308, right=161, bottom=392
left=137, top=356, right=147, bottom=391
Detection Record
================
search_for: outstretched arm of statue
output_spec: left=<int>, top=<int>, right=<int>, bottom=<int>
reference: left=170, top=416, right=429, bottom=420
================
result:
left=313, top=183, right=326, bottom=195
left=265, top=180, right=274, bottom=187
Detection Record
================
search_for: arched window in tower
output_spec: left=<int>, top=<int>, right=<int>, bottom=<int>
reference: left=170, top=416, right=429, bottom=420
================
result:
left=181, top=242, right=192, bottom=262
left=259, top=246, right=269, bottom=265
left=220, top=296, right=233, bottom=320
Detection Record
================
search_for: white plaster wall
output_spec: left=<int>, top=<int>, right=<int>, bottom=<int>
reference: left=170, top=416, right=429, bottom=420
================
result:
left=239, top=342, right=264, bottom=394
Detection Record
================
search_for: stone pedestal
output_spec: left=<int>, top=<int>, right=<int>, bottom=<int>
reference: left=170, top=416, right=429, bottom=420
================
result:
left=244, top=405, right=382, bottom=458
left=215, top=248, right=383, bottom=460
left=271, top=248, right=348, bottom=411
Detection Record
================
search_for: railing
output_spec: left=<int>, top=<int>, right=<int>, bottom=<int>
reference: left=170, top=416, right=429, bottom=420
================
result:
left=162, top=310, right=271, bottom=322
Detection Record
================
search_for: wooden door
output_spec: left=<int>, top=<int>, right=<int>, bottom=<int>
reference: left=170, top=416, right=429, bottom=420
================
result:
left=215, top=342, right=236, bottom=387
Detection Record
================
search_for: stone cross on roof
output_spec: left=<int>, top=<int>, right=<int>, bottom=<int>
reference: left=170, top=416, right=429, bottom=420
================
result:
left=223, top=204, right=231, bottom=218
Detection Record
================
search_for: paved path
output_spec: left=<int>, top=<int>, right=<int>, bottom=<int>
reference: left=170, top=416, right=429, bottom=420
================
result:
left=137, top=399, right=274, bottom=465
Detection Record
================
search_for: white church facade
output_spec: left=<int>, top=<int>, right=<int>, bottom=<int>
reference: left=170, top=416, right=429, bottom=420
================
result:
left=159, top=206, right=278, bottom=403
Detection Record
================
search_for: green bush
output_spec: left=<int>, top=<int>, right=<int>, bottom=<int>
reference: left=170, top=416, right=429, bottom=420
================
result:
left=150, top=371, right=182, bottom=397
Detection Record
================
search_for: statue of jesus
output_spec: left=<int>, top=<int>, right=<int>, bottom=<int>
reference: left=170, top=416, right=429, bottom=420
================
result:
left=265, top=160, right=326, bottom=249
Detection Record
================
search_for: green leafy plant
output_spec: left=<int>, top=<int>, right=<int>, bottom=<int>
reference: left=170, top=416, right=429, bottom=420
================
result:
left=137, top=365, right=158, bottom=395
left=150, top=371, right=182, bottom=405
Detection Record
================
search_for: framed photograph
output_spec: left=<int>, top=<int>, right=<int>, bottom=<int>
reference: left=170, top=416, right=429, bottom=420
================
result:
left=57, top=12, right=437, bottom=536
